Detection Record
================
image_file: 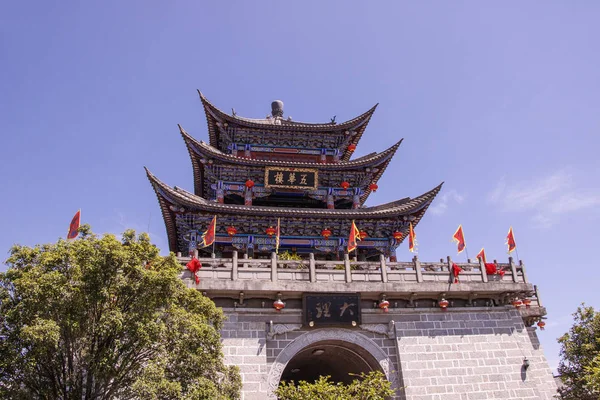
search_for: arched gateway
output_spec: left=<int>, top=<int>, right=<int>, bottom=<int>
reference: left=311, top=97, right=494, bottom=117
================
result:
left=267, top=329, right=397, bottom=396
left=148, top=92, right=558, bottom=399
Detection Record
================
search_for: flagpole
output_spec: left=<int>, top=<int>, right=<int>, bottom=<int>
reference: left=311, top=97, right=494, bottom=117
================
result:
left=463, top=227, right=470, bottom=261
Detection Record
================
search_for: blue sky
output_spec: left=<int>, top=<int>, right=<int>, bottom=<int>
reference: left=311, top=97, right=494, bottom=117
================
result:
left=1, top=1, right=599, bottom=372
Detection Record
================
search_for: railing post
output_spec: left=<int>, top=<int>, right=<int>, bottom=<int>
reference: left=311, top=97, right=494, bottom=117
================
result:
left=176, top=252, right=182, bottom=257
left=193, top=249, right=198, bottom=258
left=242, top=253, right=248, bottom=268
left=519, top=259, right=528, bottom=283
left=509, top=257, right=518, bottom=283
left=232, top=251, right=238, bottom=281
left=534, top=284, right=543, bottom=307
left=413, top=256, right=423, bottom=283
left=344, top=253, right=352, bottom=283
left=447, top=256, right=453, bottom=283
left=479, top=257, right=488, bottom=283
left=271, top=252, right=278, bottom=282
left=309, top=253, right=316, bottom=283
left=380, top=254, right=388, bottom=283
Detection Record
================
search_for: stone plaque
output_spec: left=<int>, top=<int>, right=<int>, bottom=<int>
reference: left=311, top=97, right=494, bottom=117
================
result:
left=303, top=293, right=361, bottom=327
left=265, top=167, right=318, bottom=190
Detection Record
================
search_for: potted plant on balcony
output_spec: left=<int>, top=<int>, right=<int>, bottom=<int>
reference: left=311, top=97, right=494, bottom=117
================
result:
left=278, top=251, right=303, bottom=269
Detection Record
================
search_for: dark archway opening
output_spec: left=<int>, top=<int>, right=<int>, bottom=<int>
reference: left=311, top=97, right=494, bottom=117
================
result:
left=280, top=340, right=383, bottom=385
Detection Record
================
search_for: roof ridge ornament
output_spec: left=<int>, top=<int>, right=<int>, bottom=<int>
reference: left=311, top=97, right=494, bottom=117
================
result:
left=271, top=100, right=284, bottom=118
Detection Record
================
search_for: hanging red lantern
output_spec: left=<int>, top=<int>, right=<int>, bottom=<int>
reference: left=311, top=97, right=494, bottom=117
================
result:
left=537, top=320, right=546, bottom=330
left=369, top=183, right=378, bottom=192
left=439, top=298, right=450, bottom=311
left=245, top=179, right=255, bottom=188
left=321, top=228, right=332, bottom=239
left=226, top=226, right=237, bottom=236
left=359, top=231, right=368, bottom=239
left=512, top=299, right=523, bottom=309
left=340, top=181, right=350, bottom=190
left=266, top=226, right=276, bottom=237
left=379, top=298, right=390, bottom=313
left=523, top=298, right=532, bottom=308
left=347, top=143, right=357, bottom=152
left=273, top=296, right=285, bottom=311
left=392, top=231, right=403, bottom=240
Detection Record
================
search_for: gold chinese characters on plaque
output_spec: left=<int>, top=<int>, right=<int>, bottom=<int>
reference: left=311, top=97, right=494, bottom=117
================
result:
left=264, top=167, right=318, bottom=190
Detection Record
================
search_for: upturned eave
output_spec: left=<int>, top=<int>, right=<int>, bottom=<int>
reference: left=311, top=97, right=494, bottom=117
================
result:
left=147, top=167, right=442, bottom=219
left=198, top=91, right=377, bottom=154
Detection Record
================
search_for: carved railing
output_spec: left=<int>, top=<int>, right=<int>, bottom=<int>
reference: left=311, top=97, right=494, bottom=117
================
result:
left=179, top=251, right=529, bottom=285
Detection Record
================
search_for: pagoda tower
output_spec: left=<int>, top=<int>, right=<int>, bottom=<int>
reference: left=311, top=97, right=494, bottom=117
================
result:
left=146, top=92, right=557, bottom=400
left=147, top=91, right=441, bottom=261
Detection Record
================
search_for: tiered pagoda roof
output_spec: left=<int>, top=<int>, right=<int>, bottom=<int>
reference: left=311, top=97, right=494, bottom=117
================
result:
left=148, top=92, right=442, bottom=259
left=199, top=91, right=377, bottom=162
left=179, top=125, right=401, bottom=205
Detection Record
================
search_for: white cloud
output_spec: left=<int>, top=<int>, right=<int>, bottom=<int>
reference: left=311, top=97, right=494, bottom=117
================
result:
left=430, top=189, right=465, bottom=216
left=488, top=169, right=600, bottom=229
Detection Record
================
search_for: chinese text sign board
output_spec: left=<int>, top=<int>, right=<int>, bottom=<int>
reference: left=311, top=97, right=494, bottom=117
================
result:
left=265, top=167, right=318, bottom=190
left=303, top=293, right=361, bottom=327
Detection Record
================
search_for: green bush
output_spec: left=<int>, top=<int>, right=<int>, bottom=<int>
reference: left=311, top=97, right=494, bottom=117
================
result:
left=276, top=371, right=394, bottom=400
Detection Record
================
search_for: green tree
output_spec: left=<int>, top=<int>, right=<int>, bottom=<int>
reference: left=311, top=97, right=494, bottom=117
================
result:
left=275, top=371, right=395, bottom=400
left=557, top=304, right=600, bottom=400
left=0, top=226, right=241, bottom=400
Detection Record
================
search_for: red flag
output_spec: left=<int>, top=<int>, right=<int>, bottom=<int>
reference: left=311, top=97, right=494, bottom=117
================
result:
left=67, top=210, right=81, bottom=240
left=186, top=257, right=202, bottom=284
left=485, top=262, right=505, bottom=277
left=452, top=263, right=462, bottom=283
left=347, top=220, right=361, bottom=253
left=476, top=248, right=487, bottom=263
left=485, top=263, right=497, bottom=275
left=452, top=225, right=466, bottom=254
left=506, top=227, right=516, bottom=254
left=201, top=216, right=216, bottom=247
left=408, top=223, right=417, bottom=253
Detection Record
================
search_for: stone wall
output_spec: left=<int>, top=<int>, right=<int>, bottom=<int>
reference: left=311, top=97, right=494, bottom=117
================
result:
left=220, top=308, right=557, bottom=400
left=395, top=309, right=557, bottom=400
left=221, top=312, right=270, bottom=400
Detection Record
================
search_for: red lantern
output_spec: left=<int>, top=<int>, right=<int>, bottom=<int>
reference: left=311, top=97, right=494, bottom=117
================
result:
left=359, top=231, right=368, bottom=239
left=537, top=320, right=546, bottom=330
left=340, top=181, right=350, bottom=190
left=512, top=299, right=523, bottom=309
left=439, top=298, right=449, bottom=311
left=273, top=298, right=285, bottom=311
left=523, top=298, right=532, bottom=308
left=347, top=143, right=357, bottom=152
left=245, top=179, right=255, bottom=188
left=392, top=231, right=403, bottom=240
left=379, top=299, right=390, bottom=313
left=369, top=183, right=378, bottom=192
left=226, top=226, right=237, bottom=236
left=321, top=228, right=332, bottom=240
left=266, top=226, right=276, bottom=237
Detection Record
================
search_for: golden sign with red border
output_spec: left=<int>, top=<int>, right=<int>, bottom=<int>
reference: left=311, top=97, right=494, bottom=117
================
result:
left=264, top=167, right=318, bottom=190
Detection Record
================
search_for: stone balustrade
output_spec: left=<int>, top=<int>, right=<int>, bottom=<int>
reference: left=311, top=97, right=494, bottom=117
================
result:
left=179, top=251, right=544, bottom=315
left=178, top=251, right=528, bottom=285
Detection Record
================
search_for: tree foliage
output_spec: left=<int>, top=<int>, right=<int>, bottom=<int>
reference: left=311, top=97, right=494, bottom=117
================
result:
left=0, top=225, right=241, bottom=399
left=275, top=371, right=394, bottom=400
left=557, top=304, right=600, bottom=400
